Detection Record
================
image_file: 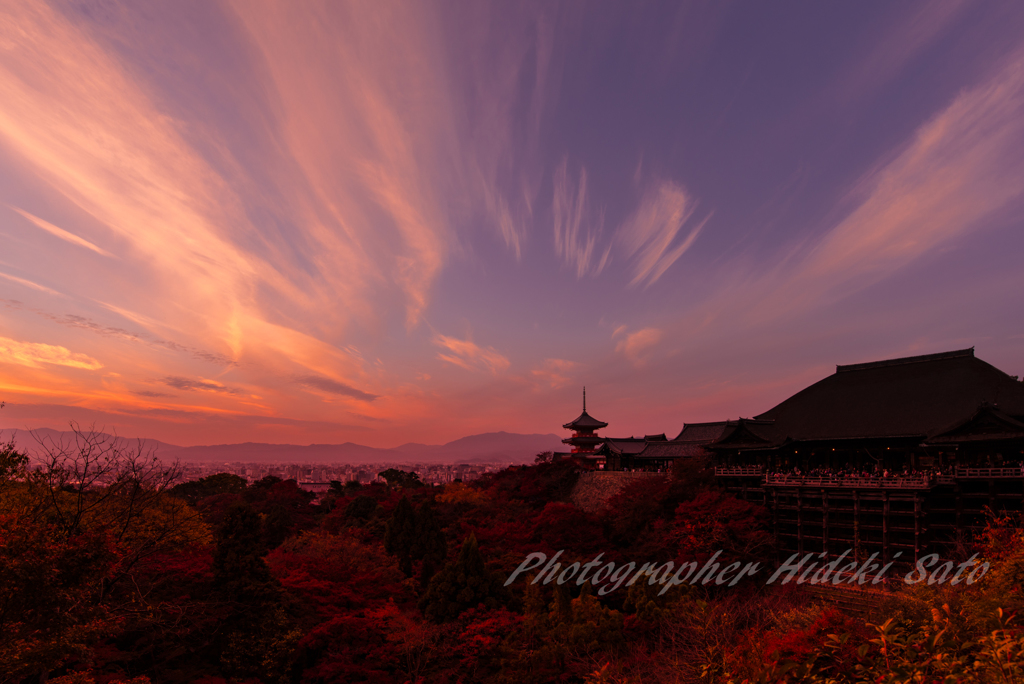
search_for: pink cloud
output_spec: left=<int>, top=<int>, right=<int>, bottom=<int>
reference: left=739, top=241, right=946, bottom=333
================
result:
left=434, top=334, right=511, bottom=374
left=530, top=358, right=578, bottom=388
left=0, top=336, right=102, bottom=371
left=614, top=327, right=664, bottom=366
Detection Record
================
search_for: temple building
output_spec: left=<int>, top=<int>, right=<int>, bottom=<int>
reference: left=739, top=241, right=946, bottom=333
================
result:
left=592, top=348, right=1024, bottom=565
left=600, top=433, right=706, bottom=471
left=562, top=388, right=608, bottom=456
left=709, top=348, right=1024, bottom=472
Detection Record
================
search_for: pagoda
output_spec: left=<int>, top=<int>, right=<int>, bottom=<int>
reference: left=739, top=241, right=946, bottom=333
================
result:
left=562, top=387, right=608, bottom=454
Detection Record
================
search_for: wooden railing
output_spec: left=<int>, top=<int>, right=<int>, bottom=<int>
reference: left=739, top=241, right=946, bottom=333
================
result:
left=955, top=467, right=1024, bottom=478
left=714, top=466, right=764, bottom=476
left=721, top=467, right=1024, bottom=487
left=764, top=475, right=932, bottom=489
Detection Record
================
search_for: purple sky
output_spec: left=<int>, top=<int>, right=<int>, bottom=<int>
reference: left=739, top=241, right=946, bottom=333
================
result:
left=1, top=0, right=1023, bottom=447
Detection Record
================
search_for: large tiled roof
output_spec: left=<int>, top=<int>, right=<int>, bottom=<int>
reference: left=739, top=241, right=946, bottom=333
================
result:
left=635, top=441, right=710, bottom=460
left=927, top=404, right=1024, bottom=444
left=673, top=421, right=729, bottom=442
left=723, top=348, right=1024, bottom=446
left=602, top=438, right=650, bottom=455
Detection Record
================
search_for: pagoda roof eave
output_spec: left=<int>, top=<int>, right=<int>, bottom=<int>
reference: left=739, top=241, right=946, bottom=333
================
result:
left=562, top=409, right=608, bottom=430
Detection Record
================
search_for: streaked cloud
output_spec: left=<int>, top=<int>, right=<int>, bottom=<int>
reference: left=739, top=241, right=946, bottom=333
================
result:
left=11, top=206, right=114, bottom=258
left=0, top=272, right=61, bottom=296
left=296, top=375, right=378, bottom=402
left=0, top=336, right=102, bottom=370
left=553, top=159, right=609, bottom=278
left=616, top=181, right=707, bottom=288
left=764, top=47, right=1024, bottom=319
left=483, top=186, right=526, bottom=261
left=434, top=334, right=510, bottom=374
left=161, top=376, right=243, bottom=395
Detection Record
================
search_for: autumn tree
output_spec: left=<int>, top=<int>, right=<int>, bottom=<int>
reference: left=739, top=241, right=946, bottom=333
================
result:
left=26, top=427, right=209, bottom=596
left=0, top=424, right=207, bottom=682
left=379, top=468, right=423, bottom=488
left=0, top=512, right=120, bottom=682
left=170, top=472, right=247, bottom=506
left=0, top=438, right=27, bottom=489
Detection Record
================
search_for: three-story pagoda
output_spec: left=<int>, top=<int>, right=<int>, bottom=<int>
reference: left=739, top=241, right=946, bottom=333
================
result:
left=562, top=388, right=608, bottom=453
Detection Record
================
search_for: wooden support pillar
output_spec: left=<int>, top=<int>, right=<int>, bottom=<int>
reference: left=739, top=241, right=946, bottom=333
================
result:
left=822, top=489, right=829, bottom=560
left=853, top=490, right=861, bottom=563
left=883, top=492, right=890, bottom=563
left=914, top=494, right=922, bottom=563
left=955, top=483, right=963, bottom=530
left=989, top=479, right=996, bottom=513
left=797, top=488, right=804, bottom=556
left=772, top=489, right=779, bottom=548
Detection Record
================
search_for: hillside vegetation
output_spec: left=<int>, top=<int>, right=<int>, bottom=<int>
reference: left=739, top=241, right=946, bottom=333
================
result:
left=1, top=431, right=1022, bottom=683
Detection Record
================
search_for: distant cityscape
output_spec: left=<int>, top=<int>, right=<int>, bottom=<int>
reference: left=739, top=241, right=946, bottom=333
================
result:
left=177, top=460, right=512, bottom=490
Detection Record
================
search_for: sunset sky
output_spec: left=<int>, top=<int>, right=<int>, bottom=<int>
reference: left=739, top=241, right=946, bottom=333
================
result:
left=2, top=0, right=1024, bottom=447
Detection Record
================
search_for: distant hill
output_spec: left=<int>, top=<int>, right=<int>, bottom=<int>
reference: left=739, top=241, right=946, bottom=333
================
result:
left=0, top=428, right=564, bottom=465
left=0, top=427, right=177, bottom=458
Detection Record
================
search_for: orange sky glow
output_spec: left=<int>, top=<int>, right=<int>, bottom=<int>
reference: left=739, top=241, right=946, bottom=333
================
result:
left=2, top=1, right=1023, bottom=447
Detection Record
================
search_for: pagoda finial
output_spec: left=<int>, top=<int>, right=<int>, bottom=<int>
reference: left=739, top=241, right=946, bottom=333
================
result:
left=583, top=386, right=586, bottom=412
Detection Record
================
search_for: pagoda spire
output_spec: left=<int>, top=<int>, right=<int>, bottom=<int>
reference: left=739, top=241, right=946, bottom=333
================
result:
left=583, top=386, right=586, bottom=412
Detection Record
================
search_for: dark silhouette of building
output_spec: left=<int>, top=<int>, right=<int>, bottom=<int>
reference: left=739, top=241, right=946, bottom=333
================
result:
left=597, top=348, right=1024, bottom=565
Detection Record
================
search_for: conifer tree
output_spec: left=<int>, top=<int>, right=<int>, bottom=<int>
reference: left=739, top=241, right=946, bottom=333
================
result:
left=412, top=500, right=447, bottom=587
left=345, top=494, right=378, bottom=522
left=213, top=504, right=278, bottom=605
left=418, top=533, right=509, bottom=623
left=213, top=505, right=297, bottom=682
left=384, top=496, right=418, bottom=576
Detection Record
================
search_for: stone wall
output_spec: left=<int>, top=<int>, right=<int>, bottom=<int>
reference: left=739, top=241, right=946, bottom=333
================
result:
left=570, top=471, right=666, bottom=513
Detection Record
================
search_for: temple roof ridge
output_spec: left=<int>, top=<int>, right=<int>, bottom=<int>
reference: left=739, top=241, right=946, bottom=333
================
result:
left=836, top=347, right=974, bottom=373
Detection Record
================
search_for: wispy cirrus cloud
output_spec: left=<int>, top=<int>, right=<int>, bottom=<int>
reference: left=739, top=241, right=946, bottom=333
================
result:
left=1, top=300, right=237, bottom=367
left=0, top=336, right=102, bottom=370
left=226, top=0, right=461, bottom=329
left=835, top=0, right=970, bottom=104
left=0, top=0, right=400, bottom=413
left=0, top=272, right=61, bottom=296
left=553, top=159, right=609, bottom=278
left=763, top=47, right=1024, bottom=318
left=434, top=334, right=510, bottom=374
left=662, top=44, right=1024, bottom=368
left=11, top=206, right=114, bottom=258
left=616, top=181, right=707, bottom=288
left=482, top=182, right=526, bottom=261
